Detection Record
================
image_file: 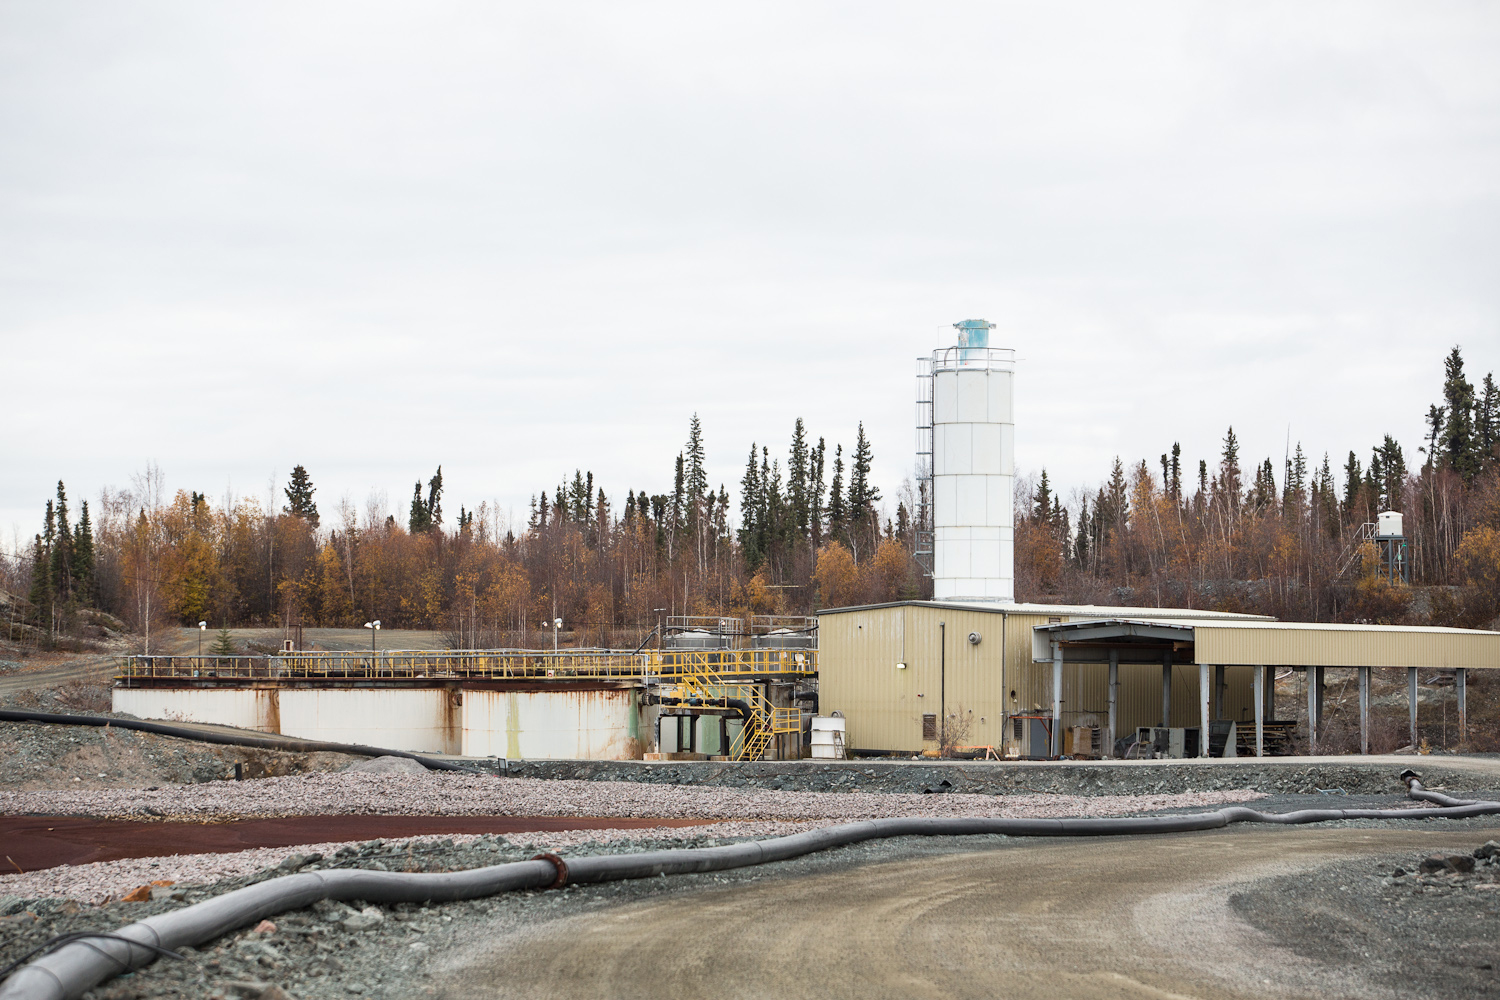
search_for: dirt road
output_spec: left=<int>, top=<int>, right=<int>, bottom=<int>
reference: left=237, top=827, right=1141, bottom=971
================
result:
left=0, top=654, right=116, bottom=700
left=438, top=825, right=1500, bottom=1000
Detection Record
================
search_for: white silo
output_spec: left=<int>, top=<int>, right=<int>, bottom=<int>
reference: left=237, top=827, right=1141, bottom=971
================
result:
left=916, top=319, right=1015, bottom=602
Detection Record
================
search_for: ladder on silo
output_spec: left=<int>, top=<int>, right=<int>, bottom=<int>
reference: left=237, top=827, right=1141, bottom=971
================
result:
left=914, top=355, right=935, bottom=576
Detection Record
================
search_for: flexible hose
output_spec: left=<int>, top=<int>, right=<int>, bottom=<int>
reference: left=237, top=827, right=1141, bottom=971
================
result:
left=3, top=772, right=1495, bottom=1000
left=0, top=710, right=474, bottom=773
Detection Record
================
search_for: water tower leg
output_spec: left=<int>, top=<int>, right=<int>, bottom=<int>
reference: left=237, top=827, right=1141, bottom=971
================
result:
left=1359, top=666, right=1370, bottom=755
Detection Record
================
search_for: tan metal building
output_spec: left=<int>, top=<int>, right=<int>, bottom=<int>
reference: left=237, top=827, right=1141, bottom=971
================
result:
left=815, top=601, right=1270, bottom=756
left=817, top=601, right=1500, bottom=757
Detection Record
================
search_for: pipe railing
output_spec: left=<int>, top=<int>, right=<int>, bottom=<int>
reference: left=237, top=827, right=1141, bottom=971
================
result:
left=116, top=648, right=817, bottom=683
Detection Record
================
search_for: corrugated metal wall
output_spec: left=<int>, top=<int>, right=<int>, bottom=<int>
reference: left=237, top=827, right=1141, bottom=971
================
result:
left=1197, top=625, right=1500, bottom=669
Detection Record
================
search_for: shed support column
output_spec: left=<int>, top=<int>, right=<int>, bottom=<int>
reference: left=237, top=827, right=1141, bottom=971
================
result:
left=1107, top=650, right=1119, bottom=759
left=1359, top=667, right=1370, bottom=755
left=1305, top=667, right=1317, bottom=755
left=1314, top=666, right=1325, bottom=729
left=1161, top=655, right=1172, bottom=728
left=1457, top=669, right=1468, bottom=744
left=1051, top=640, right=1063, bottom=757
left=1214, top=665, right=1225, bottom=721
left=1253, top=665, right=1265, bottom=758
left=1199, top=662, right=1210, bottom=757
left=1408, top=667, right=1419, bottom=750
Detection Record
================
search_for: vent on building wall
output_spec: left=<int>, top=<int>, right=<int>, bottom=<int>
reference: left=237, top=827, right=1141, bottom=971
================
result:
left=922, top=714, right=938, bottom=740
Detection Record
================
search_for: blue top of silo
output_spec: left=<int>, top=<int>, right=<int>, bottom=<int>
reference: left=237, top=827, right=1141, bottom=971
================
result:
left=953, top=318, right=995, bottom=349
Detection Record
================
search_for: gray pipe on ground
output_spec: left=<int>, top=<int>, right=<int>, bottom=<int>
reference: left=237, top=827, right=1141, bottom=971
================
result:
left=3, top=772, right=1494, bottom=1000
left=0, top=710, right=474, bottom=773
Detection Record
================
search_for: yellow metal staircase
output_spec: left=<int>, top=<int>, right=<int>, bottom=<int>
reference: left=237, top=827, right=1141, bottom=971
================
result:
left=669, top=661, right=803, bottom=761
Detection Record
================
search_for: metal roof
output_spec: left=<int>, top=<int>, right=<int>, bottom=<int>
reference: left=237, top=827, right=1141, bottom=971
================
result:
left=817, top=599, right=1272, bottom=621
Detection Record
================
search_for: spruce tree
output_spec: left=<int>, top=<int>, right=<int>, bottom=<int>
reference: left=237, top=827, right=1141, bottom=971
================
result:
left=787, top=418, right=809, bottom=542
left=848, top=423, right=880, bottom=527
left=738, top=443, right=762, bottom=568
left=1342, top=452, right=1363, bottom=517
left=685, top=415, right=708, bottom=540
left=1033, top=469, right=1054, bottom=523
left=810, top=437, right=827, bottom=545
left=28, top=532, right=51, bottom=627
left=1479, top=373, right=1499, bottom=468
left=209, top=628, right=237, bottom=656
left=1440, top=346, right=1479, bottom=480
left=72, top=500, right=95, bottom=604
left=51, top=482, right=74, bottom=602
left=827, top=445, right=846, bottom=544
left=283, top=465, right=320, bottom=526
left=409, top=482, right=430, bottom=533
left=1218, top=428, right=1242, bottom=509
left=426, top=467, right=444, bottom=527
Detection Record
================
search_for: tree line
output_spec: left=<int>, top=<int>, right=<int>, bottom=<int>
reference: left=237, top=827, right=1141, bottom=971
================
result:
left=1015, top=346, right=1500, bottom=626
left=4, top=346, right=1497, bottom=648
left=1, top=417, right=921, bottom=649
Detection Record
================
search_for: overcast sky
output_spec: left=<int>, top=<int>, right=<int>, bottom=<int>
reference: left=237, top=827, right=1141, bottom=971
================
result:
left=3, top=3, right=1499, bottom=546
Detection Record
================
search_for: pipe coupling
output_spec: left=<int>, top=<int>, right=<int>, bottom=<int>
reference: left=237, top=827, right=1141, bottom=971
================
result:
left=531, top=852, right=569, bottom=889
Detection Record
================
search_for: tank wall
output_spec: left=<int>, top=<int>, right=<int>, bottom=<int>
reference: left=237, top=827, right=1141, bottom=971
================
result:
left=932, top=366, right=1014, bottom=601
left=461, top=689, right=644, bottom=760
left=277, top=688, right=460, bottom=754
left=112, top=687, right=278, bottom=732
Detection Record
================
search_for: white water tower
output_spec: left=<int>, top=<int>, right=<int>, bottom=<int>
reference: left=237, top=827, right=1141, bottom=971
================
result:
left=915, top=319, right=1016, bottom=602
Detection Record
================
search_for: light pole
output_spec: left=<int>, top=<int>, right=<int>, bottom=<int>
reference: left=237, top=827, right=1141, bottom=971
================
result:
left=198, top=621, right=206, bottom=659
left=552, top=617, right=562, bottom=653
left=653, top=608, right=666, bottom=652
left=363, top=620, right=381, bottom=672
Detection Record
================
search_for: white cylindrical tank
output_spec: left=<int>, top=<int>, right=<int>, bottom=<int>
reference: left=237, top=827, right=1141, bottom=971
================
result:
left=1377, top=510, right=1403, bottom=537
left=931, top=319, right=1015, bottom=602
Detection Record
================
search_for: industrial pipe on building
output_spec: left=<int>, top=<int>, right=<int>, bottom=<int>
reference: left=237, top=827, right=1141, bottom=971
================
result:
left=2, top=772, right=1492, bottom=1000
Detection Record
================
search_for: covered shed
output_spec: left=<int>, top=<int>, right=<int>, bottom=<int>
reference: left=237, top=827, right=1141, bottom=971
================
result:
left=1033, top=617, right=1500, bottom=757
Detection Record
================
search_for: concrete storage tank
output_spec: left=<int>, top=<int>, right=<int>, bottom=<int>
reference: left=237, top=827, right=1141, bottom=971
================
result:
left=919, top=318, right=1016, bottom=602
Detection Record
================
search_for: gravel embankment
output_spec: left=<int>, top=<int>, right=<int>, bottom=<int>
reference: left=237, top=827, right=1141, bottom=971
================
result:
left=0, top=770, right=1266, bottom=823
left=0, top=720, right=362, bottom=791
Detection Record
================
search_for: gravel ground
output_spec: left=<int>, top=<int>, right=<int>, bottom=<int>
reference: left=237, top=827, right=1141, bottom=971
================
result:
left=8, top=817, right=1500, bottom=1000
left=0, top=722, right=362, bottom=792
left=509, top=755, right=1500, bottom=795
left=0, top=769, right=1267, bottom=824
left=1230, top=837, right=1500, bottom=997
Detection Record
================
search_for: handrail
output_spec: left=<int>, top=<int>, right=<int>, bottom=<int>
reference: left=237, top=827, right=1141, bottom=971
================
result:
left=115, top=648, right=816, bottom=683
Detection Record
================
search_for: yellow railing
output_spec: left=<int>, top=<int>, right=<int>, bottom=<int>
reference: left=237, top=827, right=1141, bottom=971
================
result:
left=116, top=648, right=816, bottom=683
left=666, top=662, right=805, bottom=761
